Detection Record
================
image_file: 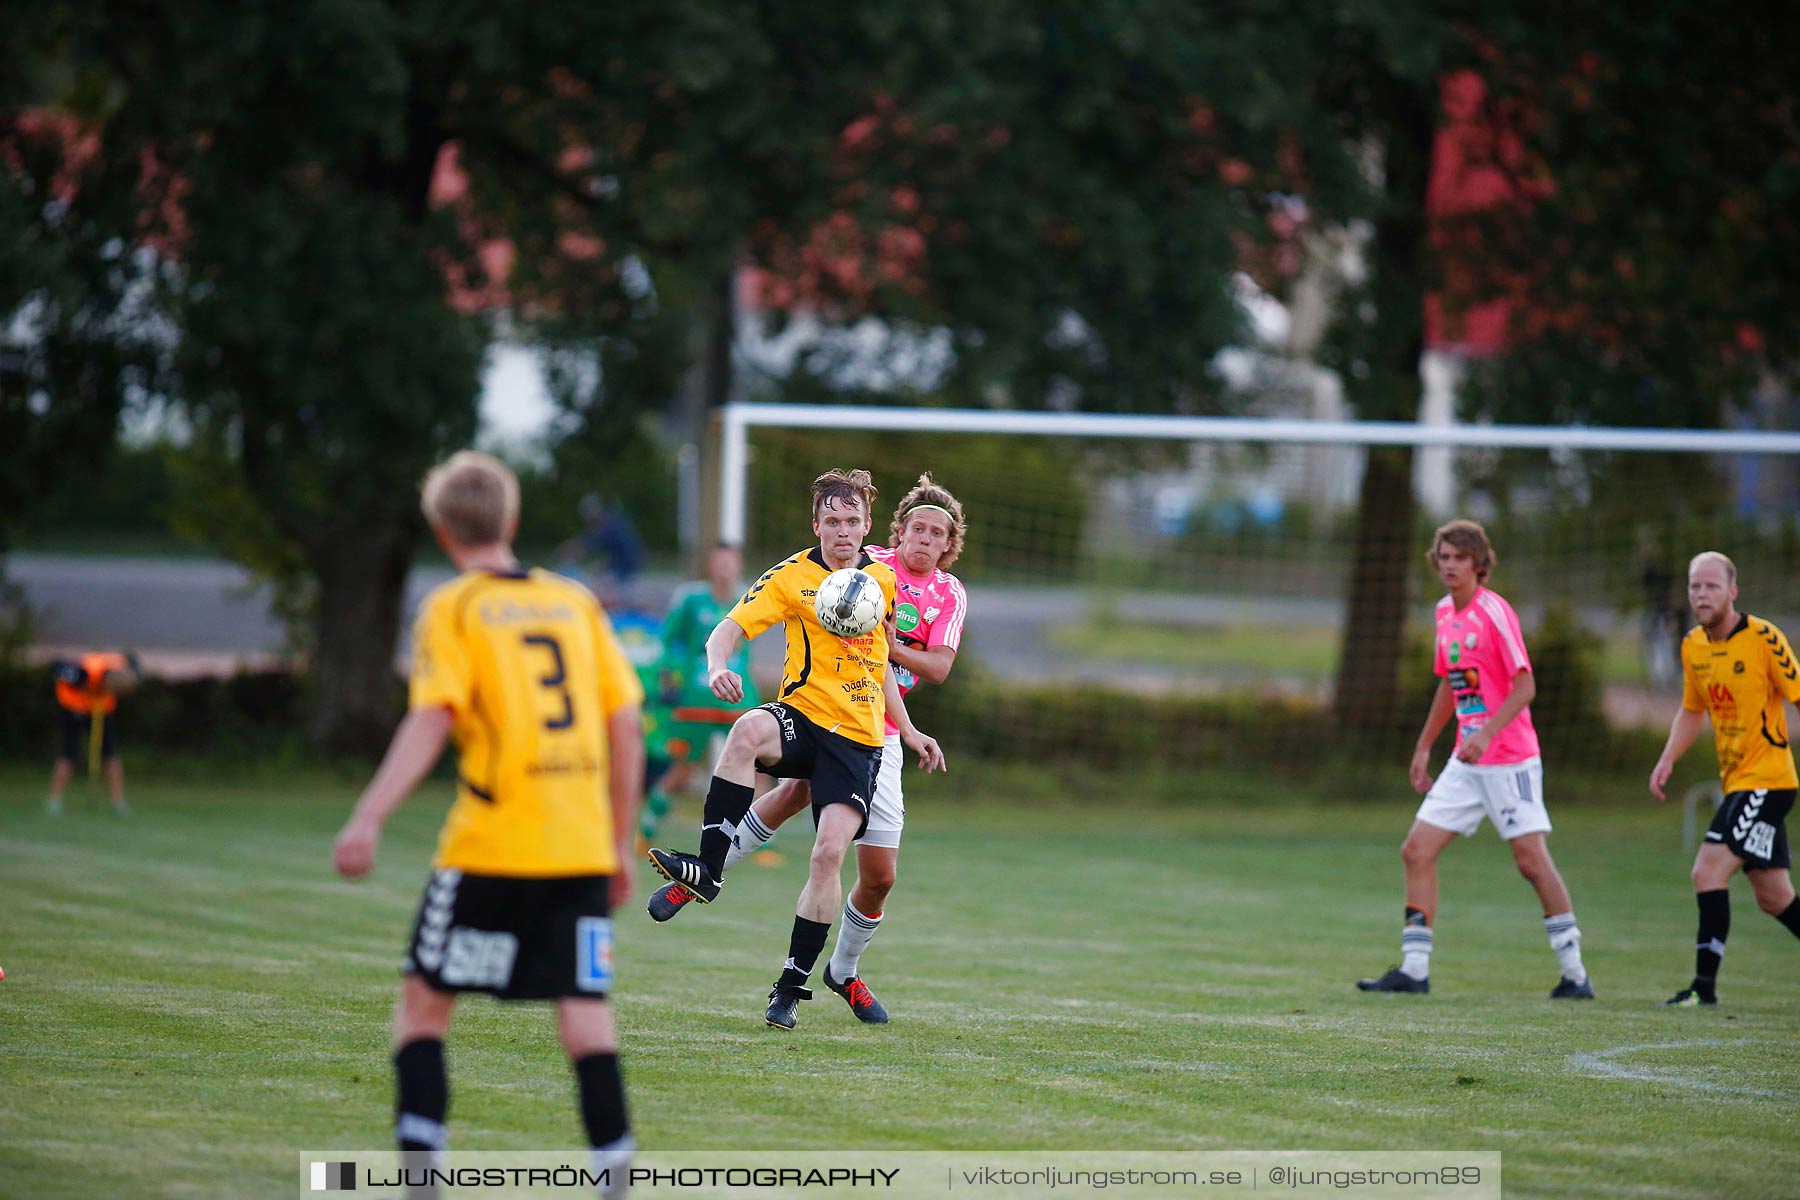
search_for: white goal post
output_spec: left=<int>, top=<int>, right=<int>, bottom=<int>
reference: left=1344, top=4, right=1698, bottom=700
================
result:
left=717, top=402, right=1800, bottom=544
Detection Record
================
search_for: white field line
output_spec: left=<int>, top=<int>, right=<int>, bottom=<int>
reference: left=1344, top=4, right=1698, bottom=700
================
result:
left=1566, top=1039, right=1785, bottom=1098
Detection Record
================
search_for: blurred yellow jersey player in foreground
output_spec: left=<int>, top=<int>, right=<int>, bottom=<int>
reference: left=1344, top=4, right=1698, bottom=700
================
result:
left=333, top=451, right=643, bottom=1198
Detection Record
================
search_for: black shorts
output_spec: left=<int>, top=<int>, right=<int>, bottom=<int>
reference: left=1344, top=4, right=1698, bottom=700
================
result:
left=753, top=701, right=882, bottom=839
left=402, top=870, right=615, bottom=1000
left=58, top=709, right=119, bottom=761
left=1705, top=788, right=1794, bottom=870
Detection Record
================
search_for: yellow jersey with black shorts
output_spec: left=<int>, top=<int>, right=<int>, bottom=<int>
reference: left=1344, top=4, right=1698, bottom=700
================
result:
left=728, top=548, right=897, bottom=831
left=1682, top=613, right=1800, bottom=869
left=403, top=567, right=644, bottom=999
left=729, top=547, right=897, bottom=748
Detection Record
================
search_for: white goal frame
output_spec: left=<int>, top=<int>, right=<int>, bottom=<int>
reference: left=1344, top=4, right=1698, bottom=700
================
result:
left=718, top=402, right=1800, bottom=543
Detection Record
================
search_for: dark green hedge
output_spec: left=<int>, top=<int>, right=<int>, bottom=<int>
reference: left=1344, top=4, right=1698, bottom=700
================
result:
left=0, top=668, right=305, bottom=761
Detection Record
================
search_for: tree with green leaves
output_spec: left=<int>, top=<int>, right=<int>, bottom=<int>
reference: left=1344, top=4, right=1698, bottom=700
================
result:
left=1283, top=5, right=1800, bottom=735
left=6, top=2, right=1296, bottom=750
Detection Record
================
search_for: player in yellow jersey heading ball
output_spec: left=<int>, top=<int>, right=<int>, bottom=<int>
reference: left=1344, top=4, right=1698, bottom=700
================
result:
left=647, top=467, right=945, bottom=1031
left=334, top=451, right=644, bottom=1193
left=1650, top=551, right=1800, bottom=1006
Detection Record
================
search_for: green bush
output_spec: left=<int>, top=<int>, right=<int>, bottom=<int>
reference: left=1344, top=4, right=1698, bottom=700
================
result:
left=0, top=666, right=306, bottom=762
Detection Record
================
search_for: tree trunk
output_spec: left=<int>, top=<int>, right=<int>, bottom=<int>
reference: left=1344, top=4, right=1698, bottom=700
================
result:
left=1332, top=77, right=1436, bottom=733
left=1334, top=445, right=1416, bottom=729
left=304, top=520, right=419, bottom=756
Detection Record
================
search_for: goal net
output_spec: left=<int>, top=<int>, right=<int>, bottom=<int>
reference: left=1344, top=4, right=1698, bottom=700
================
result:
left=722, top=404, right=1800, bottom=798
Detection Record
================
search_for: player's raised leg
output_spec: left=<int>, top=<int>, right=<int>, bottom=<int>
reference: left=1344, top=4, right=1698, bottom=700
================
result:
left=647, top=707, right=780, bottom=905
left=647, top=778, right=807, bottom=921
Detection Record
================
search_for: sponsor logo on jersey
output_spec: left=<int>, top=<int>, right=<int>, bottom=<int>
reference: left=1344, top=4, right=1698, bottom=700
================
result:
left=895, top=602, right=921, bottom=633
left=1707, top=681, right=1739, bottom=722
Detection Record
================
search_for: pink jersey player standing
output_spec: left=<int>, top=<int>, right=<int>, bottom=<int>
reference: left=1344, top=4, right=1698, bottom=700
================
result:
left=1357, top=519, right=1594, bottom=999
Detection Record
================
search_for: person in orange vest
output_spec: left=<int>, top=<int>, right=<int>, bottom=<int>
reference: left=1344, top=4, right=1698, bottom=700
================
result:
left=48, top=651, right=140, bottom=816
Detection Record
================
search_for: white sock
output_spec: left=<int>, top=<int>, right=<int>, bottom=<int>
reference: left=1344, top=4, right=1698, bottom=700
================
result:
left=827, top=899, right=883, bottom=981
left=592, top=1134, right=635, bottom=1200
left=1401, top=917, right=1433, bottom=980
left=722, top=810, right=775, bottom=871
left=1545, top=912, right=1586, bottom=983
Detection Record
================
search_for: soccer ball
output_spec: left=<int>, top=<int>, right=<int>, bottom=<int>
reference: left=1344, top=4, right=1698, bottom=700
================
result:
left=814, top=567, right=883, bottom=638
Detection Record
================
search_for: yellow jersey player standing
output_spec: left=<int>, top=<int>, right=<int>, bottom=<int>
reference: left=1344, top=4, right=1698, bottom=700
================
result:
left=1650, top=551, right=1800, bottom=1006
left=646, top=468, right=946, bottom=1031
left=333, top=451, right=644, bottom=1197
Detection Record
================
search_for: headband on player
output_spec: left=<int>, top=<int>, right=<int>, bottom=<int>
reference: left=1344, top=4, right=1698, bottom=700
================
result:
left=905, top=504, right=955, bottom=522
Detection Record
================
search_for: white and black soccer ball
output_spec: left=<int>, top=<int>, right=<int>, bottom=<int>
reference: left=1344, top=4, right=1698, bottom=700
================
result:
left=814, top=567, right=883, bottom=638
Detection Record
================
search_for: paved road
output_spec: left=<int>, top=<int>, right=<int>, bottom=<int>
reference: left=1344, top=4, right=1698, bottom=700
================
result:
left=6, top=552, right=1697, bottom=726
left=9, top=552, right=1347, bottom=677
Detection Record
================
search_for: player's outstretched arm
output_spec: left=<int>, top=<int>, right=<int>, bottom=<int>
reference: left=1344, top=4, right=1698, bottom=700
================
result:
left=1649, top=707, right=1706, bottom=800
left=606, top=705, right=645, bottom=906
left=889, top=639, right=958, bottom=687
left=705, top=618, right=749, bottom=703
left=883, top=665, right=946, bottom=773
left=333, top=706, right=454, bottom=878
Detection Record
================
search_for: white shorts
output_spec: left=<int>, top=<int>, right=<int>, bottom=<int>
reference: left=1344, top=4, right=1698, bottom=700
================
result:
left=1415, top=756, right=1551, bottom=840
left=856, top=733, right=905, bottom=849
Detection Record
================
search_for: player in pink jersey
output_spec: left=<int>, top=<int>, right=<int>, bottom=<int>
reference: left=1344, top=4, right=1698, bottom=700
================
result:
left=647, top=474, right=969, bottom=1024
left=1358, top=519, right=1594, bottom=999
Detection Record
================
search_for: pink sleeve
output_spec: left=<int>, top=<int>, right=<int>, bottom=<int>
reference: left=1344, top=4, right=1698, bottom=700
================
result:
left=1432, top=624, right=1449, bottom=678
left=928, top=576, right=968, bottom=651
left=1499, top=604, right=1532, bottom=674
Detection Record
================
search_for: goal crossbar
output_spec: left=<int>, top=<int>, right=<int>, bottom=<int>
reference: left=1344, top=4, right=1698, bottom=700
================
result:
left=719, top=402, right=1800, bottom=541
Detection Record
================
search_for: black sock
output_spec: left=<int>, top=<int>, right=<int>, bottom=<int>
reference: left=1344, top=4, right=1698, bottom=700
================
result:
left=394, top=1038, right=448, bottom=1151
left=1693, top=889, right=1729, bottom=999
left=699, top=778, right=755, bottom=877
left=777, top=916, right=831, bottom=988
left=573, top=1052, right=630, bottom=1148
left=1776, top=897, right=1800, bottom=940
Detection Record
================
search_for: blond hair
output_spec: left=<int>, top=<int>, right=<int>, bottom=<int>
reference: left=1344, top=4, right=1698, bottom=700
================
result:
left=1429, top=518, right=1496, bottom=582
left=1688, top=550, right=1737, bottom=586
left=421, top=451, right=520, bottom=547
left=810, top=468, right=876, bottom=518
left=889, top=473, right=967, bottom=568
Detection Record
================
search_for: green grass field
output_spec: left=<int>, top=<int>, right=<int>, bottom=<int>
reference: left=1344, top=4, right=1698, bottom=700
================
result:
left=2, top=763, right=1796, bottom=1199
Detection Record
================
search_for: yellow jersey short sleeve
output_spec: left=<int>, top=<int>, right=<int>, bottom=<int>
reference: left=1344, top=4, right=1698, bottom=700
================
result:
left=411, top=593, right=475, bottom=715
left=413, top=568, right=641, bottom=878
